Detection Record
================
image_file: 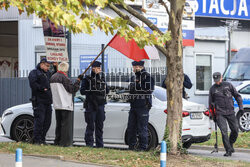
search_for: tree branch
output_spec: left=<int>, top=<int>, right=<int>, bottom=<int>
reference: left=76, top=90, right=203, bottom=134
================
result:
left=159, top=0, right=170, bottom=16
left=108, top=3, right=168, bottom=56
left=108, top=3, right=138, bottom=28
left=119, top=1, right=164, bottom=35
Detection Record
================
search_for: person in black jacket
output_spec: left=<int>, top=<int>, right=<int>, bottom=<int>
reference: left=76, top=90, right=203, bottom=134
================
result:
left=80, top=61, right=109, bottom=148
left=162, top=73, right=192, bottom=99
left=127, top=61, right=155, bottom=151
left=28, top=58, right=57, bottom=144
left=209, top=72, right=243, bottom=157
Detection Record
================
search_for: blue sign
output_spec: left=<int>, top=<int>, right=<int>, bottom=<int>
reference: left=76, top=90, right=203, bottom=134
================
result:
left=147, top=17, right=158, bottom=25
left=80, top=55, right=108, bottom=73
left=195, top=0, right=250, bottom=20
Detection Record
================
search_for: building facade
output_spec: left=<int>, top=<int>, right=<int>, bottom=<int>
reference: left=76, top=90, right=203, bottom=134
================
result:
left=1, top=1, right=250, bottom=107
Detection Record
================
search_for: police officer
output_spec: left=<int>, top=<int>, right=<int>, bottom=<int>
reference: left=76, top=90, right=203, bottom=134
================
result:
left=80, top=61, right=109, bottom=148
left=127, top=61, right=155, bottom=151
left=162, top=73, right=192, bottom=99
left=209, top=72, right=243, bottom=156
left=28, top=58, right=57, bottom=144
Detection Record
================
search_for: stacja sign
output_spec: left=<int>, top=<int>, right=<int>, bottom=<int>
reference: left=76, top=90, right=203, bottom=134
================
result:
left=195, top=0, right=250, bottom=20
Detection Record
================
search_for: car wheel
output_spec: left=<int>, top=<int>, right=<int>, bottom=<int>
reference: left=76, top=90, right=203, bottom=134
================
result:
left=183, top=142, right=192, bottom=149
left=237, top=110, right=250, bottom=132
left=11, top=115, right=34, bottom=142
left=134, top=125, right=158, bottom=151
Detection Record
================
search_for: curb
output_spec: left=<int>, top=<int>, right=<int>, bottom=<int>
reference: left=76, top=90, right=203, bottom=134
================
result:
left=190, top=145, right=250, bottom=154
left=23, top=154, right=117, bottom=167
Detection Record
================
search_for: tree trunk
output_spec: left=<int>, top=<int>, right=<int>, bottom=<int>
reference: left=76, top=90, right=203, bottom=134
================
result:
left=164, top=0, right=185, bottom=155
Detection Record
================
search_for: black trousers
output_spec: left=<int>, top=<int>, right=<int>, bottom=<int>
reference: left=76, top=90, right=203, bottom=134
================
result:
left=127, top=107, right=149, bottom=150
left=84, top=105, right=105, bottom=148
left=54, top=110, right=73, bottom=147
left=33, top=103, right=52, bottom=143
left=216, top=114, right=239, bottom=152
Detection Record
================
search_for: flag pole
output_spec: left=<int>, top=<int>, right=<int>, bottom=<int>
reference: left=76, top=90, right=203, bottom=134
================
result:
left=80, top=34, right=117, bottom=76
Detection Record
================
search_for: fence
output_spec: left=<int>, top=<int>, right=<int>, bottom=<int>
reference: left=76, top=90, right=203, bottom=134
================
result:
left=0, top=68, right=167, bottom=116
left=0, top=78, right=31, bottom=116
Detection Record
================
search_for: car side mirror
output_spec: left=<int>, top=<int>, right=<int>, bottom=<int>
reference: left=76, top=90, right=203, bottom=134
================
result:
left=75, top=96, right=85, bottom=102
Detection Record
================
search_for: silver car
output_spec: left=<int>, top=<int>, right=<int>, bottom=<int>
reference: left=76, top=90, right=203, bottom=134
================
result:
left=1, top=85, right=211, bottom=149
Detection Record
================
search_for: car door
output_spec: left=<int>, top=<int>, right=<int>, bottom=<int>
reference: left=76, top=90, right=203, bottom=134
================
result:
left=103, top=90, right=130, bottom=143
left=73, top=93, right=86, bottom=140
left=46, top=108, right=56, bottom=139
left=239, top=84, right=250, bottom=105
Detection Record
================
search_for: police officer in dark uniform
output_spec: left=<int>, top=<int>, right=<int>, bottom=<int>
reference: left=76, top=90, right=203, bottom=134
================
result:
left=162, top=73, right=192, bottom=99
left=127, top=61, right=155, bottom=151
left=209, top=72, right=243, bottom=156
left=28, top=58, right=57, bottom=144
left=80, top=61, right=109, bottom=148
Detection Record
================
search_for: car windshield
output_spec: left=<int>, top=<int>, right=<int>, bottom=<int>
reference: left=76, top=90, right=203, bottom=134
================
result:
left=153, top=87, right=167, bottom=102
left=224, top=63, right=250, bottom=81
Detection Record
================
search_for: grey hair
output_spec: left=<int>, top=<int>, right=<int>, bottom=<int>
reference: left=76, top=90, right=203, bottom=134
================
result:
left=58, top=62, right=69, bottom=72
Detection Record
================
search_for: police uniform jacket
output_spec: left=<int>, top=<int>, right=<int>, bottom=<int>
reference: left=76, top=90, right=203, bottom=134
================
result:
left=129, top=69, right=155, bottom=109
left=28, top=63, right=55, bottom=104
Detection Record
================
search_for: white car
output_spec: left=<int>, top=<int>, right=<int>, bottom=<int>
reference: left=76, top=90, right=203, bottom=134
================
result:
left=235, top=81, right=250, bottom=132
left=1, top=85, right=211, bottom=149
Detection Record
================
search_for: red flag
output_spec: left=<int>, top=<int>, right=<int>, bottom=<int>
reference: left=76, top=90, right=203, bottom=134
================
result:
left=108, top=34, right=149, bottom=61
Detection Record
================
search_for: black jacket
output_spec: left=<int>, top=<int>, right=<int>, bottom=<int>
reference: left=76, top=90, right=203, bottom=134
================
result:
left=162, top=73, right=192, bottom=98
left=209, top=81, right=243, bottom=115
left=28, top=64, right=55, bottom=104
left=80, top=72, right=109, bottom=109
left=129, top=69, right=155, bottom=109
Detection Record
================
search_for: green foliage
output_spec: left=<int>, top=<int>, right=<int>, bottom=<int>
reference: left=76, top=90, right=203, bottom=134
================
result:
left=163, top=126, right=171, bottom=153
left=0, top=0, right=171, bottom=48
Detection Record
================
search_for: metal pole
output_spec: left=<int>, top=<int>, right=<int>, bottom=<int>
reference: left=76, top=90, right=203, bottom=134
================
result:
left=15, top=148, right=22, bottom=167
left=101, top=44, right=105, bottom=72
left=228, top=28, right=231, bottom=66
left=160, top=141, right=167, bottom=167
left=66, top=31, right=73, bottom=146
left=67, top=31, right=72, bottom=77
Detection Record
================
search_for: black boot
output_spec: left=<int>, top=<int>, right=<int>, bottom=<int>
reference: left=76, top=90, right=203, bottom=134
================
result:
left=230, top=143, right=235, bottom=153
left=128, top=145, right=135, bottom=151
left=224, top=151, right=232, bottom=157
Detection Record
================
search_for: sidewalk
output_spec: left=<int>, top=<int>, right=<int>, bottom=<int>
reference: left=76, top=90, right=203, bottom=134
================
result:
left=191, top=145, right=250, bottom=154
left=0, top=153, right=108, bottom=167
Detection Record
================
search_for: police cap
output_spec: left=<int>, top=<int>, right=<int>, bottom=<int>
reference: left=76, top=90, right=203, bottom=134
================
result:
left=92, top=61, right=102, bottom=67
left=132, top=61, right=144, bottom=66
left=40, top=58, right=51, bottom=64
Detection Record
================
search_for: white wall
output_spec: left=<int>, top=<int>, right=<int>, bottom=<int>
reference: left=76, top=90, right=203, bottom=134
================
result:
left=18, top=19, right=45, bottom=76
left=231, top=30, right=250, bottom=50
left=186, top=40, right=227, bottom=107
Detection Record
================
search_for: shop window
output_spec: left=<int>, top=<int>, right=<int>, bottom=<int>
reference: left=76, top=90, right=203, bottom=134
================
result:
left=196, top=54, right=212, bottom=92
